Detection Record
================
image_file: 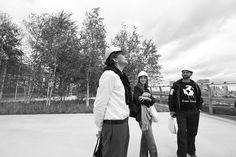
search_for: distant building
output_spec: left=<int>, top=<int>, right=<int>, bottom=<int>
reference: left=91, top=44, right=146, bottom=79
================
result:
left=209, top=85, right=230, bottom=97
left=197, top=79, right=210, bottom=96
left=222, top=86, right=229, bottom=96
left=197, top=79, right=210, bottom=85
left=211, top=86, right=221, bottom=96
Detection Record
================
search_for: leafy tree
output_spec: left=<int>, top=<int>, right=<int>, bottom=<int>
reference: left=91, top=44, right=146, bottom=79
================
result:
left=112, top=24, right=161, bottom=88
left=24, top=10, right=81, bottom=104
left=79, top=7, right=106, bottom=105
left=23, top=13, right=48, bottom=102
left=0, top=12, right=23, bottom=99
left=112, top=24, right=142, bottom=86
left=141, top=39, right=161, bottom=86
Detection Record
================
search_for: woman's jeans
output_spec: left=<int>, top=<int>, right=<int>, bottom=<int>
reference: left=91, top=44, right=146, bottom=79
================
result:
left=139, top=122, right=158, bottom=157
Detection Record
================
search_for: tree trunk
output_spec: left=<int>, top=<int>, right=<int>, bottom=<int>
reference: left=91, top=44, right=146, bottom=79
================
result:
left=26, top=77, right=32, bottom=104
left=24, top=64, right=35, bottom=104
left=15, top=78, right=19, bottom=100
left=69, top=84, right=73, bottom=96
left=23, top=80, right=27, bottom=103
left=86, top=71, right=90, bottom=106
left=46, top=82, right=50, bottom=105
left=47, top=65, right=57, bottom=106
left=15, top=65, right=21, bottom=100
left=86, top=80, right=90, bottom=106
left=46, top=68, right=52, bottom=106
left=0, top=60, right=7, bottom=100
left=27, top=83, right=35, bottom=104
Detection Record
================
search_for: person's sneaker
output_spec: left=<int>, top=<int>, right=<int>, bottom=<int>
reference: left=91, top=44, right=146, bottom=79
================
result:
left=187, top=154, right=197, bottom=157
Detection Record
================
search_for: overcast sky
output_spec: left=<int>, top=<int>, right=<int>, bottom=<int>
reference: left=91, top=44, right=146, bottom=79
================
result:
left=1, top=0, right=236, bottom=84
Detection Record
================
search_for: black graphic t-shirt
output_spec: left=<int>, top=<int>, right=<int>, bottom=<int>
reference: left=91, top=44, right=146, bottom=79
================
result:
left=179, top=81, right=197, bottom=111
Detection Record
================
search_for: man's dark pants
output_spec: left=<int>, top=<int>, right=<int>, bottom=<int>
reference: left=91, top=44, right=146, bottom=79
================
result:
left=101, top=118, right=129, bottom=157
left=176, top=110, right=200, bottom=157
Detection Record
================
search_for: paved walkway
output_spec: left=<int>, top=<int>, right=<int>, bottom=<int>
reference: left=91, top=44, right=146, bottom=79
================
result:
left=0, top=112, right=236, bottom=157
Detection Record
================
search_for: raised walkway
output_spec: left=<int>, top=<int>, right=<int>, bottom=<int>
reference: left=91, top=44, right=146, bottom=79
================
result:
left=0, top=112, right=236, bottom=157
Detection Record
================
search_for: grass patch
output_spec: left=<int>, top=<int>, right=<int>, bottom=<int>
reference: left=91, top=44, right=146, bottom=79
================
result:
left=0, top=99, right=94, bottom=115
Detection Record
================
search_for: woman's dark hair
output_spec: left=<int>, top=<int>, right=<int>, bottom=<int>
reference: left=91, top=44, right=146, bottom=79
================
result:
left=138, top=76, right=149, bottom=89
left=105, top=51, right=123, bottom=66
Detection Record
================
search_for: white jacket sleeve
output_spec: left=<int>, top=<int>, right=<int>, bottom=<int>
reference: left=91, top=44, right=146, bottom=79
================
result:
left=93, top=71, right=115, bottom=131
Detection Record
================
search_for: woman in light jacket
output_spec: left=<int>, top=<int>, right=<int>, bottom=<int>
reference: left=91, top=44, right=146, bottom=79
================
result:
left=133, top=71, right=158, bottom=157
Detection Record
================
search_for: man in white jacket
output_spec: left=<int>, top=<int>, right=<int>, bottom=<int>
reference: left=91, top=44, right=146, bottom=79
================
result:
left=93, top=46, right=132, bottom=157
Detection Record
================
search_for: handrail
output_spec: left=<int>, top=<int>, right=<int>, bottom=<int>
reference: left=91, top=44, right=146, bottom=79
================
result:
left=151, top=81, right=236, bottom=115
left=152, top=81, right=236, bottom=87
left=152, top=93, right=235, bottom=103
left=202, top=97, right=235, bottom=103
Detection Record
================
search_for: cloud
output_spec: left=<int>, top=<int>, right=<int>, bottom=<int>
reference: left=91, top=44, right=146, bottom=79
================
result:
left=160, top=13, right=236, bottom=83
left=151, top=0, right=236, bottom=45
left=1, top=0, right=236, bottom=84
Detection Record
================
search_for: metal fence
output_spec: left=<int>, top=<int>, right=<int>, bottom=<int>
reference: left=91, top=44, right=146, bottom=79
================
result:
left=151, top=81, right=236, bottom=115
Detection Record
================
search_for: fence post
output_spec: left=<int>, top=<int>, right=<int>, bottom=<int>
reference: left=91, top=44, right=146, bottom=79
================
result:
left=159, top=86, right=162, bottom=104
left=206, top=84, right=213, bottom=114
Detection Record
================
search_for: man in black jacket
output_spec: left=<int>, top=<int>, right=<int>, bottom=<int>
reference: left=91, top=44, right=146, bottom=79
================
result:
left=168, top=67, right=203, bottom=157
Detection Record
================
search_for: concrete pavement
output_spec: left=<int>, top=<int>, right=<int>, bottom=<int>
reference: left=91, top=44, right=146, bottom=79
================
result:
left=0, top=112, right=236, bottom=157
